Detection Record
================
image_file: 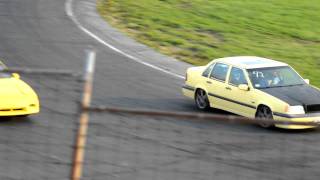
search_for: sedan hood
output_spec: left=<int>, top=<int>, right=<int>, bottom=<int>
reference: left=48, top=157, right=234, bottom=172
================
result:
left=259, top=84, right=320, bottom=106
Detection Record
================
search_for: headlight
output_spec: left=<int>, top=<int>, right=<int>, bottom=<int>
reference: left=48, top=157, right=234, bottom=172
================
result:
left=285, top=105, right=305, bottom=114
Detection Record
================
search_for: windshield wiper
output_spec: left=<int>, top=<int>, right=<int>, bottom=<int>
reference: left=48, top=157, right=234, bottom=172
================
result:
left=272, top=84, right=305, bottom=88
left=259, top=84, right=304, bottom=89
left=283, top=84, right=304, bottom=87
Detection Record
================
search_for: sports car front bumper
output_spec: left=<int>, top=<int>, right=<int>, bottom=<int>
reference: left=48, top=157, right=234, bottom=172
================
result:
left=0, top=101, right=39, bottom=116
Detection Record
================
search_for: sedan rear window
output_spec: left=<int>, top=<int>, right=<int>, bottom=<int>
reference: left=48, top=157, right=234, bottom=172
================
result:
left=210, top=63, right=229, bottom=82
left=202, top=63, right=215, bottom=77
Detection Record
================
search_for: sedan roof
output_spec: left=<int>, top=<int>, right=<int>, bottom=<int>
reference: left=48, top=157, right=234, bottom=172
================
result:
left=214, top=56, right=288, bottom=69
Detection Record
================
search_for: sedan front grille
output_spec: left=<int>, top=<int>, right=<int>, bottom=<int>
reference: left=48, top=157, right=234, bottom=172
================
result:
left=305, top=104, right=320, bottom=114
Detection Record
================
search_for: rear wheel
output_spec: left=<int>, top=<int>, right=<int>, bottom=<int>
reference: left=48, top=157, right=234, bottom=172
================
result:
left=255, top=106, right=274, bottom=128
left=195, top=89, right=210, bottom=110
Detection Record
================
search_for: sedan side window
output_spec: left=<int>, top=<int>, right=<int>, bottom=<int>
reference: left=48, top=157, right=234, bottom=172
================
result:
left=210, top=63, right=229, bottom=82
left=202, top=63, right=215, bottom=77
left=229, top=67, right=248, bottom=86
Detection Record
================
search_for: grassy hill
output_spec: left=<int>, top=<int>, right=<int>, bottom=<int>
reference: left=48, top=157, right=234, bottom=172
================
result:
left=98, top=0, right=320, bottom=87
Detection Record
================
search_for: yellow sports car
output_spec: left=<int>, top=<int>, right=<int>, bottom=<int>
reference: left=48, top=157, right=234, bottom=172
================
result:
left=0, top=61, right=40, bottom=116
left=182, top=56, right=320, bottom=129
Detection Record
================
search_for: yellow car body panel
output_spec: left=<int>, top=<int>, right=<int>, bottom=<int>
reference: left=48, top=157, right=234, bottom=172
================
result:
left=0, top=65, right=40, bottom=116
left=182, top=56, right=320, bottom=129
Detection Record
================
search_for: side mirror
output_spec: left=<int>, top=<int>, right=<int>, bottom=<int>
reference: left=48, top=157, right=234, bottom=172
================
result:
left=238, top=84, right=249, bottom=91
left=304, top=79, right=310, bottom=84
left=12, top=73, right=20, bottom=79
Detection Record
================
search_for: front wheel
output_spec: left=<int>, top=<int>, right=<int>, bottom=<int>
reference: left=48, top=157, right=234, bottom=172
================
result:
left=195, top=89, right=210, bottom=111
left=255, top=106, right=274, bottom=128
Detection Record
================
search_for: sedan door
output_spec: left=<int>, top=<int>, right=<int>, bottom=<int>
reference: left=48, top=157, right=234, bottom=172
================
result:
left=206, top=63, right=232, bottom=110
left=224, top=67, right=257, bottom=117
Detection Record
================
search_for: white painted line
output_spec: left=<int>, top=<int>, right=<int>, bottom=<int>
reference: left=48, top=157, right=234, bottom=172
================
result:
left=86, top=50, right=96, bottom=75
left=65, top=0, right=184, bottom=79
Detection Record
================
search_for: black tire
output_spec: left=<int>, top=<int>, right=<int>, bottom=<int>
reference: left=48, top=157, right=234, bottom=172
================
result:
left=195, top=89, right=210, bottom=111
left=255, top=106, right=274, bottom=128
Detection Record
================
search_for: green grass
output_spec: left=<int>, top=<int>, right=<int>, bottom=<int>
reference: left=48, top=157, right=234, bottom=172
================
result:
left=97, top=0, right=320, bottom=87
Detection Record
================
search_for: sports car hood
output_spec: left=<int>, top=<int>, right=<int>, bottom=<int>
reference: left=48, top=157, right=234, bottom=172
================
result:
left=0, top=78, right=26, bottom=99
left=259, top=84, right=320, bottom=106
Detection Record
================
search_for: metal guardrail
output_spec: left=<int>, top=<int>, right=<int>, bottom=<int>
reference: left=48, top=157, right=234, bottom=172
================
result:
left=86, top=106, right=320, bottom=126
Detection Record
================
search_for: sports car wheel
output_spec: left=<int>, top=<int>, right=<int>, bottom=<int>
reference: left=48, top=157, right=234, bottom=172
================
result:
left=17, top=115, right=29, bottom=118
left=195, top=89, right=210, bottom=110
left=256, top=106, right=274, bottom=128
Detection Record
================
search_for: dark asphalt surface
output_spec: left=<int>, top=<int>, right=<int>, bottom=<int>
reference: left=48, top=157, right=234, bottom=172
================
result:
left=0, top=0, right=320, bottom=179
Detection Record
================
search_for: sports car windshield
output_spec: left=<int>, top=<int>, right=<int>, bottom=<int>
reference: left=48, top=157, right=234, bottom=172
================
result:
left=247, top=66, right=305, bottom=89
left=0, top=63, right=11, bottom=78
left=0, top=72, right=12, bottom=78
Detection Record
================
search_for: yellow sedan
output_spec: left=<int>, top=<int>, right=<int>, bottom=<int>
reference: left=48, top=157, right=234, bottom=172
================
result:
left=182, top=56, right=320, bottom=129
left=0, top=61, right=40, bottom=116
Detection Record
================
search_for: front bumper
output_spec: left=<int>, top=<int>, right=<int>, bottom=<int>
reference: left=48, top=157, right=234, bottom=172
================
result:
left=0, top=103, right=40, bottom=116
left=273, top=113, right=320, bottom=129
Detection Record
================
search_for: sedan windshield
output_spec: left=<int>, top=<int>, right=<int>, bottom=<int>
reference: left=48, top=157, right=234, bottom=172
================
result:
left=247, top=66, right=305, bottom=89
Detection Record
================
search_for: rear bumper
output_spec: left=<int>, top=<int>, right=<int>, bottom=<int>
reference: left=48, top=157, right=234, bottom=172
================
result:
left=182, top=85, right=195, bottom=99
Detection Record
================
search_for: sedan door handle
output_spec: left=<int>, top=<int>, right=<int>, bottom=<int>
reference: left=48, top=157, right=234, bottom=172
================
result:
left=206, top=81, right=212, bottom=84
left=225, top=87, right=232, bottom=90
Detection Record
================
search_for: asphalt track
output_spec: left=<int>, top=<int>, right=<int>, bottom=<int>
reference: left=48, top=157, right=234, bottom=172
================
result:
left=0, top=0, right=320, bottom=179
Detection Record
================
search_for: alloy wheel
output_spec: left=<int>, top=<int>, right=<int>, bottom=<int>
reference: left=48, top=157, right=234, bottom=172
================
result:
left=256, top=106, right=274, bottom=128
left=195, top=89, right=210, bottom=110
